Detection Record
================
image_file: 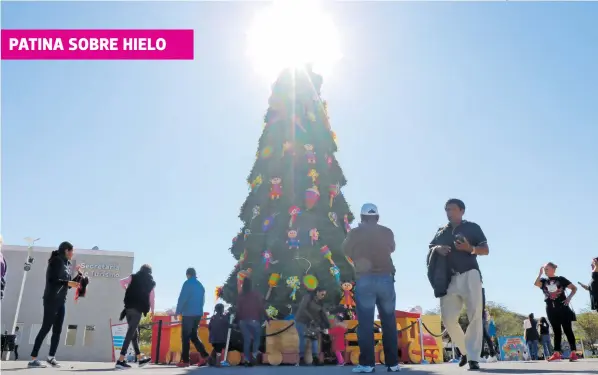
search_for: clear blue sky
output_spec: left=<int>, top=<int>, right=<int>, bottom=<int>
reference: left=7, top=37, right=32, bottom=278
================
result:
left=2, top=2, right=597, bottom=321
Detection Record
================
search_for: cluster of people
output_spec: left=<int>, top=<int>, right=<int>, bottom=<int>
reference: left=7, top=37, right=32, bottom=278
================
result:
left=11, top=198, right=597, bottom=373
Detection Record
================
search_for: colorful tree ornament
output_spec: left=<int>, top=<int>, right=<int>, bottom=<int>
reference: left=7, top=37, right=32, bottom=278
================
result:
left=262, top=213, right=278, bottom=232
left=344, top=214, right=351, bottom=233
left=329, top=265, right=341, bottom=285
left=320, top=245, right=334, bottom=265
left=288, top=205, right=301, bottom=227
left=266, top=305, right=279, bottom=319
left=261, top=146, right=273, bottom=159
left=329, top=183, right=340, bottom=207
left=340, top=282, right=356, bottom=309
left=286, top=276, right=300, bottom=300
left=287, top=229, right=300, bottom=249
left=244, top=229, right=251, bottom=241
left=328, top=212, right=339, bottom=227
left=325, top=154, right=333, bottom=169
left=250, top=174, right=263, bottom=191
left=304, top=144, right=316, bottom=164
left=266, top=273, right=281, bottom=300
left=235, top=249, right=247, bottom=270
left=215, top=286, right=223, bottom=302
left=345, top=255, right=355, bottom=268
left=307, top=169, right=319, bottom=185
left=262, top=250, right=273, bottom=269
left=303, top=275, right=319, bottom=291
left=270, top=177, right=283, bottom=199
left=309, top=228, right=319, bottom=245
left=251, top=205, right=260, bottom=221
left=282, top=141, right=293, bottom=157
left=305, top=186, right=320, bottom=209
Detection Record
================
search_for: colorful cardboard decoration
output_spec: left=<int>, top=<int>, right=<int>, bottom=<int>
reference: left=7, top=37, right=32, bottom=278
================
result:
left=309, top=228, right=319, bottom=245
left=288, top=205, right=301, bottom=227
left=244, top=229, right=251, bottom=241
left=262, top=250, right=273, bottom=269
left=329, top=183, right=340, bottom=207
left=262, top=213, right=278, bottom=232
left=251, top=205, right=260, bottom=221
left=270, top=177, right=282, bottom=199
left=340, top=282, right=356, bottom=308
left=266, top=273, right=281, bottom=300
left=320, top=245, right=334, bottom=265
left=307, top=169, right=319, bottom=184
left=237, top=268, right=252, bottom=293
left=235, top=249, right=247, bottom=270
left=282, top=141, right=293, bottom=157
left=266, top=305, right=279, bottom=319
left=303, top=275, right=319, bottom=291
left=305, top=186, right=320, bottom=209
left=328, top=212, right=339, bottom=227
left=286, top=276, right=300, bottom=300
left=250, top=174, right=263, bottom=191
left=325, top=154, right=333, bottom=168
left=214, top=286, right=223, bottom=302
left=304, top=144, right=316, bottom=164
left=345, top=255, right=355, bottom=268
left=344, top=214, right=351, bottom=232
left=287, top=229, right=300, bottom=249
left=329, top=265, right=341, bottom=284
left=261, top=146, right=273, bottom=159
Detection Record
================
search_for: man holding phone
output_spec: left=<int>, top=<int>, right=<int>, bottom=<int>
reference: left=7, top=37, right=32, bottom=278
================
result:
left=429, top=199, right=489, bottom=371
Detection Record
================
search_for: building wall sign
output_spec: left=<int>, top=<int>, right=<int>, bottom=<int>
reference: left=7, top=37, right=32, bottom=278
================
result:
left=79, top=263, right=121, bottom=278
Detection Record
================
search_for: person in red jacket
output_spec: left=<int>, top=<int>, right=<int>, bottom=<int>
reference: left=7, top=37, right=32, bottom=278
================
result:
left=328, top=316, right=347, bottom=366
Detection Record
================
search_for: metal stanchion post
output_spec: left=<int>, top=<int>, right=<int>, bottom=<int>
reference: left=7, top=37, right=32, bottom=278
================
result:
left=155, top=320, right=163, bottom=364
left=5, top=237, right=39, bottom=361
left=418, top=318, right=429, bottom=364
left=449, top=342, right=460, bottom=363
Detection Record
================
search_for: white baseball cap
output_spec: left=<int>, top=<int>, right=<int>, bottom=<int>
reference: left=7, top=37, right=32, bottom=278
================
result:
left=360, top=203, right=379, bottom=216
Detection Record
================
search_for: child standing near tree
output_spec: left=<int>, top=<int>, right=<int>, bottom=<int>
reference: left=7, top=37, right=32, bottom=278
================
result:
left=208, top=304, right=229, bottom=367
left=328, top=316, right=347, bottom=366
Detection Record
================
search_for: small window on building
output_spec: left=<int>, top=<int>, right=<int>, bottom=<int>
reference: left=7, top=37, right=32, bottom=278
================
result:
left=65, top=325, right=78, bottom=346
left=83, top=325, right=95, bottom=346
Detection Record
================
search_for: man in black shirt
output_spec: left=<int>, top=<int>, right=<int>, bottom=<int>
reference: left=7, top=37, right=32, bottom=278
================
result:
left=429, top=199, right=489, bottom=371
left=524, top=313, right=540, bottom=360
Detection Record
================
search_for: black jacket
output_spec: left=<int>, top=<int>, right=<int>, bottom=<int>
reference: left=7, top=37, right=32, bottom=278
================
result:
left=124, top=272, right=155, bottom=315
left=590, top=272, right=598, bottom=311
left=208, top=313, right=229, bottom=344
left=43, top=254, right=78, bottom=304
left=427, top=248, right=451, bottom=298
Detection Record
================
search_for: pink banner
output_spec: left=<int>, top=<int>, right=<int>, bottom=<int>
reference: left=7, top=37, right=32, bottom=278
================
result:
left=1, top=29, right=194, bottom=60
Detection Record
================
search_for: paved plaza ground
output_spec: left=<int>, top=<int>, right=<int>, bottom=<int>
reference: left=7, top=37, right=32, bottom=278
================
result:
left=1, top=360, right=597, bottom=375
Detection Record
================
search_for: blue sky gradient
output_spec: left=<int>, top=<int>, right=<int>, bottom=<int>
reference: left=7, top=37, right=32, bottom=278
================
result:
left=2, top=1, right=597, bottom=320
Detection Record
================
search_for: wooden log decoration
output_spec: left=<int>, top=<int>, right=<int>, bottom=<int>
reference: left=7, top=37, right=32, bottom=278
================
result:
left=266, top=351, right=282, bottom=366
left=227, top=350, right=242, bottom=366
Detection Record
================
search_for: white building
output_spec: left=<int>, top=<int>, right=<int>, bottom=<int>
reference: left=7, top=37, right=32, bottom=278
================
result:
left=1, top=244, right=134, bottom=362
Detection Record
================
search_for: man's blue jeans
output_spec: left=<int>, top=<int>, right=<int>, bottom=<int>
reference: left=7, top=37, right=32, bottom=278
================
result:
left=239, top=320, right=261, bottom=361
left=527, top=340, right=538, bottom=360
left=355, top=274, right=399, bottom=367
left=541, top=334, right=552, bottom=357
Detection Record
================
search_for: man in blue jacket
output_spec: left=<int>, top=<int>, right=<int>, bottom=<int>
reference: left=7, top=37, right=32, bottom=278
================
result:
left=175, top=268, right=209, bottom=367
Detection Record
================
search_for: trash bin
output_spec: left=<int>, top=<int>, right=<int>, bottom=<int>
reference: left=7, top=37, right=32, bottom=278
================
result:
left=1, top=334, right=16, bottom=352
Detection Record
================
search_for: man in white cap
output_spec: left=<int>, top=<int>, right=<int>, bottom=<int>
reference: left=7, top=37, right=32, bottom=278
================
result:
left=342, top=203, right=400, bottom=373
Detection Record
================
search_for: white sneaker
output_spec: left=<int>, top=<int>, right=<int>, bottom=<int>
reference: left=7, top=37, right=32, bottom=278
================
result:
left=387, top=364, right=401, bottom=372
left=352, top=365, right=375, bottom=373
left=487, top=356, right=498, bottom=363
left=479, top=357, right=487, bottom=363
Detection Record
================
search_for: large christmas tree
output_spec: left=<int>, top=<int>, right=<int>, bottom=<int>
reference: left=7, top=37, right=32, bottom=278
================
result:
left=220, top=66, right=355, bottom=319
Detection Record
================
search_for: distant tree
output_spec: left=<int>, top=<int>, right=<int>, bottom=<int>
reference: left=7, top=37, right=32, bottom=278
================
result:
left=575, top=305, right=598, bottom=347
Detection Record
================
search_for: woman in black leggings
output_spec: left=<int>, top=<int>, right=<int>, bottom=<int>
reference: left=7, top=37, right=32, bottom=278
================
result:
left=28, top=242, right=81, bottom=368
left=534, top=262, right=578, bottom=362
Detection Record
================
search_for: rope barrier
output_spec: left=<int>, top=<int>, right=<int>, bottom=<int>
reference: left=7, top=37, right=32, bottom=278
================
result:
left=420, top=320, right=447, bottom=338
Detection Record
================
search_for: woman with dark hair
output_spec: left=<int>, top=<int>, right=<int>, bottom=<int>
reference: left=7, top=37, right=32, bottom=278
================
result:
left=236, top=278, right=268, bottom=367
left=114, top=264, right=155, bottom=369
left=577, top=257, right=598, bottom=312
left=538, top=317, right=552, bottom=359
left=295, top=287, right=329, bottom=366
left=534, top=262, right=578, bottom=362
left=28, top=242, right=81, bottom=368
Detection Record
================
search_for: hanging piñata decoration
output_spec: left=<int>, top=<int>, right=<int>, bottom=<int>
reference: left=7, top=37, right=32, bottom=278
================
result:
left=262, top=213, right=278, bottom=232
left=288, top=206, right=301, bottom=227
left=286, top=276, right=300, bottom=301
left=270, top=177, right=282, bottom=199
left=330, top=265, right=341, bottom=285
left=303, top=275, right=319, bottom=291
left=250, top=174, right=262, bottom=191
left=309, top=228, right=319, bottom=245
left=237, top=268, right=252, bottom=293
left=215, top=286, right=223, bottom=302
left=320, top=245, right=334, bottom=265
left=304, top=144, right=316, bottom=164
left=329, top=183, right=340, bottom=207
left=305, top=186, right=320, bottom=209
left=266, top=305, right=279, bottom=319
left=307, top=169, right=319, bottom=184
left=282, top=141, right=293, bottom=157
left=262, top=250, right=273, bottom=269
left=287, top=229, right=300, bottom=249
left=266, top=273, right=281, bottom=300
left=234, top=249, right=247, bottom=270
left=328, top=212, right=339, bottom=227
left=344, top=214, right=351, bottom=233
left=340, top=282, right=356, bottom=309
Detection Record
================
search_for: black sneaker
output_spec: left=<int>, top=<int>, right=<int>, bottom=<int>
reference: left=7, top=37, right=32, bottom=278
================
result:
left=46, top=358, right=61, bottom=368
left=28, top=359, right=47, bottom=368
left=115, top=360, right=132, bottom=370
left=468, top=361, right=480, bottom=371
left=459, top=355, right=468, bottom=367
left=312, top=356, right=322, bottom=366
left=138, top=357, right=151, bottom=367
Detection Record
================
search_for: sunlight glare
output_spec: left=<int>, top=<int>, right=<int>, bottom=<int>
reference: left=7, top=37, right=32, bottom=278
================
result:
left=246, top=0, right=342, bottom=80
